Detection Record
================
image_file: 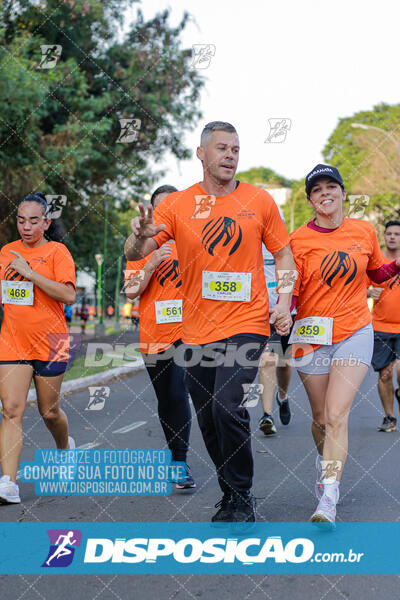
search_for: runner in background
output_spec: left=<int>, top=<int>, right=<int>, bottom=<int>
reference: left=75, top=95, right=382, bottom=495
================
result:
left=80, top=303, right=89, bottom=335
left=0, top=192, right=76, bottom=504
left=290, top=164, right=400, bottom=524
left=122, top=300, right=132, bottom=322
left=259, top=209, right=294, bottom=435
left=366, top=220, right=400, bottom=432
left=130, top=300, right=139, bottom=330
left=124, top=123, right=295, bottom=523
left=64, top=304, right=72, bottom=330
left=125, top=185, right=195, bottom=489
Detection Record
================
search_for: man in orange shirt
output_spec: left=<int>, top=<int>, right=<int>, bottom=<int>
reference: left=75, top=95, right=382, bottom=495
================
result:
left=125, top=185, right=195, bottom=490
left=367, top=220, right=400, bottom=432
left=124, top=121, right=295, bottom=524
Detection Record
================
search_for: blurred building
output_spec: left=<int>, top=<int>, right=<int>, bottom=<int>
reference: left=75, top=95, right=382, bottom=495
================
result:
left=76, top=269, right=96, bottom=306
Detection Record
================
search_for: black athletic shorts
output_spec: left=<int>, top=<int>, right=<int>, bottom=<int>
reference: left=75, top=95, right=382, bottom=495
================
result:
left=371, top=330, right=400, bottom=372
left=0, top=360, right=68, bottom=377
left=264, top=323, right=293, bottom=357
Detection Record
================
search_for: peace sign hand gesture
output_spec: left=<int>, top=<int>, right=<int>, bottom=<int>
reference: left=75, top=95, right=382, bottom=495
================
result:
left=130, top=203, right=166, bottom=239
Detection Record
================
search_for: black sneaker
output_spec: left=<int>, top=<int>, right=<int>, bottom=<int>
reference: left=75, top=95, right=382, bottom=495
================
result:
left=276, top=392, right=291, bottom=425
left=231, top=491, right=256, bottom=523
left=211, top=492, right=233, bottom=525
left=258, top=413, right=277, bottom=435
left=377, top=415, right=397, bottom=432
left=175, top=464, right=196, bottom=490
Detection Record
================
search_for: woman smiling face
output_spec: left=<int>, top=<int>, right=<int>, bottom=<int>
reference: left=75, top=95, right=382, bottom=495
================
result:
left=307, top=177, right=346, bottom=224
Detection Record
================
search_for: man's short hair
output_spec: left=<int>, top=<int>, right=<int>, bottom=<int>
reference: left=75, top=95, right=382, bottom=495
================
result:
left=200, top=121, right=238, bottom=147
left=385, top=220, right=400, bottom=230
left=150, top=185, right=177, bottom=207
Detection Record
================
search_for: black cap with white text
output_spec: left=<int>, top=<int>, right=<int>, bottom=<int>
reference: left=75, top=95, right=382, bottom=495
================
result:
left=305, top=164, right=344, bottom=197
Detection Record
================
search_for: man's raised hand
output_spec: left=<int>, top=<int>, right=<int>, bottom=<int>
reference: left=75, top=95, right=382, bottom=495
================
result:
left=130, top=203, right=166, bottom=239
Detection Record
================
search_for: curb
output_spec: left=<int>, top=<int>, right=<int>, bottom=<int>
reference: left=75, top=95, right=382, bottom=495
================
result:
left=26, top=358, right=146, bottom=404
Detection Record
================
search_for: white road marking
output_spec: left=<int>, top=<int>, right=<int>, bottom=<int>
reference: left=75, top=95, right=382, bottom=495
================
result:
left=112, top=421, right=147, bottom=434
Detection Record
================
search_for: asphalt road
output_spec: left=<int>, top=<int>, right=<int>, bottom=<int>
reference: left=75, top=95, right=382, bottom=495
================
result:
left=0, top=360, right=399, bottom=599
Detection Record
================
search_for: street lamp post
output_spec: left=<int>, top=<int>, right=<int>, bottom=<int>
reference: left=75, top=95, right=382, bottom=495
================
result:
left=114, top=253, right=122, bottom=331
left=94, top=253, right=105, bottom=336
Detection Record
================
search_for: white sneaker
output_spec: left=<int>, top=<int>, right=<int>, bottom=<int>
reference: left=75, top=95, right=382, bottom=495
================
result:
left=315, top=454, right=323, bottom=500
left=68, top=436, right=76, bottom=450
left=0, top=475, right=21, bottom=504
left=310, top=489, right=339, bottom=526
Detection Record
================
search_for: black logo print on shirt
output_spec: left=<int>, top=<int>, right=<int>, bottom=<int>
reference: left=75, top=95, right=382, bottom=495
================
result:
left=201, top=217, right=242, bottom=256
left=320, top=251, right=357, bottom=287
left=3, top=261, right=30, bottom=282
left=155, top=259, right=182, bottom=289
left=388, top=273, right=400, bottom=290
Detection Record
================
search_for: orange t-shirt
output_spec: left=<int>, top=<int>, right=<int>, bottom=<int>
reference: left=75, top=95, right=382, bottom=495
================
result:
left=290, top=219, right=385, bottom=355
left=366, top=257, right=400, bottom=333
left=152, top=182, right=290, bottom=344
left=125, top=242, right=183, bottom=354
left=0, top=240, right=76, bottom=362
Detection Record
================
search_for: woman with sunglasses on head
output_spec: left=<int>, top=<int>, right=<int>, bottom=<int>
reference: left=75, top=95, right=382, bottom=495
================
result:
left=289, top=164, right=400, bottom=524
left=0, top=193, right=76, bottom=504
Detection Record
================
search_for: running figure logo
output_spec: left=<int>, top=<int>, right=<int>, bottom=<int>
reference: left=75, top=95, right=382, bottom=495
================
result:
left=191, top=44, right=216, bottom=69
left=45, top=195, right=67, bottom=219
left=347, top=195, right=370, bottom=219
left=154, top=259, right=182, bottom=288
left=123, top=270, right=146, bottom=295
left=320, top=251, right=357, bottom=287
left=86, top=386, right=110, bottom=411
left=191, top=195, right=216, bottom=219
left=117, top=118, right=141, bottom=143
left=240, top=383, right=264, bottom=408
left=42, top=529, right=82, bottom=568
left=265, top=119, right=291, bottom=143
left=38, top=45, right=62, bottom=69
left=202, top=217, right=242, bottom=256
left=321, top=460, right=342, bottom=481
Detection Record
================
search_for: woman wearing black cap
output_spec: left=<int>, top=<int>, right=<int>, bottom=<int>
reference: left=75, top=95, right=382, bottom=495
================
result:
left=289, top=164, right=400, bottom=524
left=0, top=193, right=76, bottom=504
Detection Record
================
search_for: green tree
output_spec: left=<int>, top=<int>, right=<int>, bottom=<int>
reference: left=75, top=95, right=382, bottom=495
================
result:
left=323, top=102, right=400, bottom=240
left=236, top=166, right=292, bottom=188
left=0, top=1, right=203, bottom=303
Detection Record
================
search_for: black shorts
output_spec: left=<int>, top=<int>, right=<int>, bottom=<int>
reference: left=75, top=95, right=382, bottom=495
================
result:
left=371, top=331, right=400, bottom=371
left=0, top=360, right=68, bottom=377
left=264, top=323, right=293, bottom=358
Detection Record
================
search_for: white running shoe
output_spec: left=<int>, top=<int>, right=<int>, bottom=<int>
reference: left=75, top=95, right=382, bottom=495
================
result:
left=68, top=436, right=76, bottom=449
left=310, top=489, right=339, bottom=526
left=315, top=454, right=323, bottom=500
left=0, top=475, right=21, bottom=504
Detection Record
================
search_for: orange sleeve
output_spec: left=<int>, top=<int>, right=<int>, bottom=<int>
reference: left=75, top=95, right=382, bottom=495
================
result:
left=262, top=195, right=290, bottom=254
left=125, top=256, right=148, bottom=279
left=153, top=199, right=175, bottom=248
left=367, top=225, right=385, bottom=271
left=53, top=244, right=76, bottom=289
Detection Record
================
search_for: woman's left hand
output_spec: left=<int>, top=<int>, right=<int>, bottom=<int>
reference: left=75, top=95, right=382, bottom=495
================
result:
left=9, top=251, right=33, bottom=280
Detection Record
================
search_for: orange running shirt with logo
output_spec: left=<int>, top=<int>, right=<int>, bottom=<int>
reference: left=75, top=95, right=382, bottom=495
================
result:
left=151, top=182, right=290, bottom=345
left=0, top=240, right=76, bottom=361
left=290, top=218, right=385, bottom=355
left=125, top=242, right=183, bottom=354
left=366, top=258, right=400, bottom=333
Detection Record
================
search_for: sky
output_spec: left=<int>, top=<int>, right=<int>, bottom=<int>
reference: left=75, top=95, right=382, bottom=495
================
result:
left=124, top=0, right=400, bottom=190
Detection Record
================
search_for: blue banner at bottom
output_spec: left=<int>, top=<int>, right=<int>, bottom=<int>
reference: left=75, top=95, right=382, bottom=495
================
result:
left=0, top=522, right=398, bottom=574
